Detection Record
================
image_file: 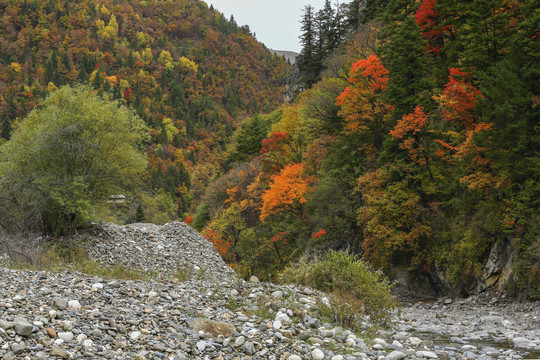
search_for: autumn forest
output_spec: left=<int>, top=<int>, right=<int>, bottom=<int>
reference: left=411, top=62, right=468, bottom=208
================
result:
left=0, top=0, right=538, bottom=298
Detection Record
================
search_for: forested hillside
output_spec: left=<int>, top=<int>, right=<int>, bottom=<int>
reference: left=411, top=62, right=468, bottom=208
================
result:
left=0, top=0, right=290, bottom=224
left=195, top=0, right=539, bottom=298
left=0, top=0, right=537, bottom=299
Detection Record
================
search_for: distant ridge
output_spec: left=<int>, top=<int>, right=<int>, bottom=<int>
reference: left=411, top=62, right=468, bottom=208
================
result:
left=270, top=49, right=300, bottom=64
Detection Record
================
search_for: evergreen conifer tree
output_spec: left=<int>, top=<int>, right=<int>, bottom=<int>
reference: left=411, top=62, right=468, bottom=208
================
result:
left=381, top=16, right=433, bottom=118
left=297, top=5, right=321, bottom=89
left=1, top=118, right=11, bottom=141
left=134, top=204, right=146, bottom=223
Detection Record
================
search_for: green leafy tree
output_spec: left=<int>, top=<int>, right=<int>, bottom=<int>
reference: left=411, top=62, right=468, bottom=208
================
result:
left=0, top=85, right=148, bottom=234
left=231, top=115, right=269, bottom=163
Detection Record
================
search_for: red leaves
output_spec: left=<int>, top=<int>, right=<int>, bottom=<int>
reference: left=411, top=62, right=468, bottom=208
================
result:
left=436, top=68, right=483, bottom=129
left=123, top=88, right=132, bottom=102
left=337, top=55, right=393, bottom=138
left=312, top=229, right=327, bottom=238
left=184, top=215, right=193, bottom=225
left=415, top=0, right=449, bottom=55
left=270, top=232, right=288, bottom=244
left=260, top=132, right=289, bottom=155
left=203, top=230, right=233, bottom=257
left=390, top=106, right=430, bottom=164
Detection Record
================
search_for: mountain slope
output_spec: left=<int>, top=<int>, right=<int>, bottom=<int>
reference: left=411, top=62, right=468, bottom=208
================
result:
left=0, top=0, right=291, bottom=221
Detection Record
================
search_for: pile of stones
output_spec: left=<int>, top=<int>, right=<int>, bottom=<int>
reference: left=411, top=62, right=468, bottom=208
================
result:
left=85, top=221, right=237, bottom=282
left=1, top=221, right=539, bottom=359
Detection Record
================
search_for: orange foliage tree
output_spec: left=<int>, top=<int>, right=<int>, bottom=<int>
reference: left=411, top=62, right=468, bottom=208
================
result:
left=390, top=105, right=430, bottom=164
left=203, top=229, right=233, bottom=258
left=336, top=54, right=394, bottom=153
left=260, top=163, right=310, bottom=222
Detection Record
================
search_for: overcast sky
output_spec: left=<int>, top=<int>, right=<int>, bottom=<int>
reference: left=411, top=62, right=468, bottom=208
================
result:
left=206, top=0, right=328, bottom=53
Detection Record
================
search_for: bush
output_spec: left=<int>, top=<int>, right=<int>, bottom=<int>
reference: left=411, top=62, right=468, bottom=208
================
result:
left=279, top=250, right=397, bottom=325
left=317, top=291, right=367, bottom=332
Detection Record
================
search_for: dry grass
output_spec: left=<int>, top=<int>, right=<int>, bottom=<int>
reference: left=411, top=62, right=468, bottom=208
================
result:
left=0, top=233, right=153, bottom=281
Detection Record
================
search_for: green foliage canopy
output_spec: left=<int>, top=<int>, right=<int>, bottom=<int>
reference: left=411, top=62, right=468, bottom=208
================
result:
left=0, top=85, right=148, bottom=234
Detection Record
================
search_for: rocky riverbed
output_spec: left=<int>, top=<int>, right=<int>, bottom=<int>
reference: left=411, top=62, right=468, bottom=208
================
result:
left=0, top=222, right=538, bottom=359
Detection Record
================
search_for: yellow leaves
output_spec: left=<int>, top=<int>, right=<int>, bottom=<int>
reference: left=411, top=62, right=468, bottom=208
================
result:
left=141, top=47, right=153, bottom=63
left=178, top=57, right=198, bottom=74
left=105, top=76, right=117, bottom=86
left=260, top=163, right=310, bottom=222
left=100, top=5, right=110, bottom=17
left=47, top=82, right=58, bottom=92
left=96, top=19, right=105, bottom=33
left=161, top=117, right=179, bottom=143
left=119, top=79, right=130, bottom=91
left=158, top=50, right=173, bottom=65
left=135, top=31, right=150, bottom=46
left=357, top=168, right=431, bottom=267
left=8, top=63, right=22, bottom=74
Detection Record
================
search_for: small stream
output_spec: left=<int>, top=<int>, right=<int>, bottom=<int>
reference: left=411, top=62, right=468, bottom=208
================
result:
left=391, top=294, right=540, bottom=359
left=412, top=330, right=540, bottom=359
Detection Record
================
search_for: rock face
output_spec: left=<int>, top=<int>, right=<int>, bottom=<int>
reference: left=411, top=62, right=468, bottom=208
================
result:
left=0, top=222, right=538, bottom=359
left=394, top=240, right=518, bottom=297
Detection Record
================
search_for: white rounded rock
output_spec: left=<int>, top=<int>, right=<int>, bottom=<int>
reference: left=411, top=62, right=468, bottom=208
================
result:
left=58, top=332, right=74, bottom=341
left=345, top=338, right=356, bottom=347
left=130, top=331, right=142, bottom=341
left=67, top=300, right=81, bottom=310
left=92, top=283, right=103, bottom=291
left=196, top=340, right=206, bottom=351
left=312, top=348, right=325, bottom=360
left=275, top=312, right=291, bottom=323
left=235, top=335, right=245, bottom=346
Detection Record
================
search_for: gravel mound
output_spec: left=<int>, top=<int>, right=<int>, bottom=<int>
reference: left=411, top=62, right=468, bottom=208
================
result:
left=1, top=222, right=539, bottom=359
left=85, top=221, right=237, bottom=283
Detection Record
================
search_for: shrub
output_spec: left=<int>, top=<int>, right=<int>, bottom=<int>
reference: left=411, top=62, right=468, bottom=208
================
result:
left=279, top=250, right=397, bottom=325
left=317, top=291, right=367, bottom=332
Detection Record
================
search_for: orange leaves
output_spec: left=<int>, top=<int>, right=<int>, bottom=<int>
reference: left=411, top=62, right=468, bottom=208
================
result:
left=390, top=106, right=430, bottom=164
left=312, top=229, right=327, bottom=238
left=434, top=68, right=483, bottom=129
left=391, top=105, right=429, bottom=140
left=203, top=230, right=233, bottom=257
left=260, top=163, right=310, bottom=222
left=336, top=55, right=393, bottom=140
left=348, top=55, right=390, bottom=92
